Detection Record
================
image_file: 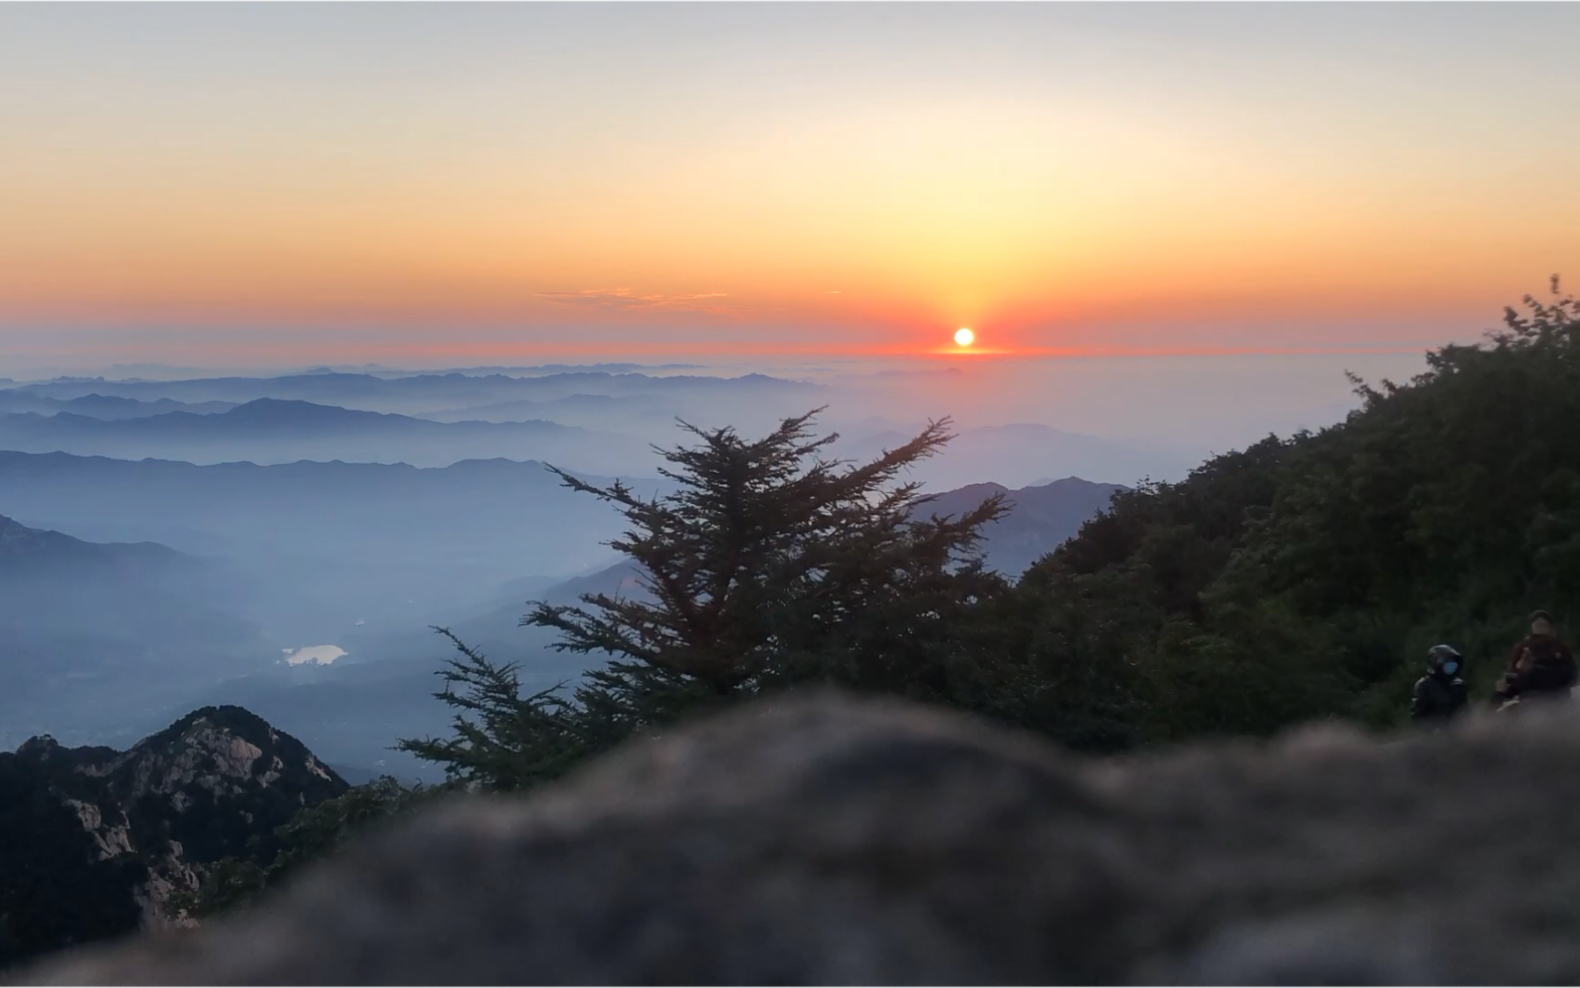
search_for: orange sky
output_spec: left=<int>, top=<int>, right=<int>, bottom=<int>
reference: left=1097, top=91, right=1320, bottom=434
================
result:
left=2, top=4, right=1577, bottom=369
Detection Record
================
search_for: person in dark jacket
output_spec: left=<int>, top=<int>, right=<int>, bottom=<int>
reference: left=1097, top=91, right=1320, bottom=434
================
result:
left=1493, top=610, right=1578, bottom=710
left=1411, top=644, right=1468, bottom=725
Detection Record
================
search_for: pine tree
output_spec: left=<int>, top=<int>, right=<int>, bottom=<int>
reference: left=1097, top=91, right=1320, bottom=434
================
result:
left=402, top=410, right=1008, bottom=789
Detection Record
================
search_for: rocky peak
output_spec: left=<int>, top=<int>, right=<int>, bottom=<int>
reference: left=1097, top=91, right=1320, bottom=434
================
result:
left=15, top=733, right=60, bottom=757
left=0, top=706, right=347, bottom=970
left=106, top=705, right=344, bottom=804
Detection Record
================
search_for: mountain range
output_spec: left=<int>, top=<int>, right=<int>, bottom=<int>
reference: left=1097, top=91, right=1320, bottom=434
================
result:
left=2, top=369, right=1186, bottom=488
left=0, top=398, right=655, bottom=472
left=0, top=392, right=235, bottom=419
left=0, top=451, right=645, bottom=641
left=2, top=370, right=840, bottom=470
left=6, top=370, right=822, bottom=416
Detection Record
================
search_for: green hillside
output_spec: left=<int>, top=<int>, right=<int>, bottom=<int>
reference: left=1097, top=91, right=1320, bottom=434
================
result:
left=1021, top=285, right=1580, bottom=743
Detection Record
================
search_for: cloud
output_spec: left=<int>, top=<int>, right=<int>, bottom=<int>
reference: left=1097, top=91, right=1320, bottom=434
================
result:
left=536, top=289, right=727, bottom=310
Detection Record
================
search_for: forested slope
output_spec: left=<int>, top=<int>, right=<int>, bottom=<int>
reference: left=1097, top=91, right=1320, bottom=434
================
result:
left=1022, top=287, right=1580, bottom=742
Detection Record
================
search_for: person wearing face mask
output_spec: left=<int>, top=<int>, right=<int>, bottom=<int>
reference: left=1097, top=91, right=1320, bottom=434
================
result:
left=1493, top=610, right=1577, bottom=710
left=1410, top=644, right=1468, bottom=724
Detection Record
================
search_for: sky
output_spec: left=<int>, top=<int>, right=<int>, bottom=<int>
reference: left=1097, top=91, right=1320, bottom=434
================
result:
left=1, top=2, right=1577, bottom=374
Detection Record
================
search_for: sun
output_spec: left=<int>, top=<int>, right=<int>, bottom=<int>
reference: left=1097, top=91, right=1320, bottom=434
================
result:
left=954, top=327, right=975, bottom=347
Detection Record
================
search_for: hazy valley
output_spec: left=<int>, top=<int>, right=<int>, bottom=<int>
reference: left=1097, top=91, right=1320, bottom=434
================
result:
left=0, top=365, right=1150, bottom=781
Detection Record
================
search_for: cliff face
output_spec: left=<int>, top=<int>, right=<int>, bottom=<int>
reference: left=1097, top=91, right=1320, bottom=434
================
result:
left=0, top=706, right=345, bottom=968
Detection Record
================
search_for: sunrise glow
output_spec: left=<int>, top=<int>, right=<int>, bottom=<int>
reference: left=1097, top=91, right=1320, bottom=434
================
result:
left=954, top=329, right=975, bottom=348
left=1, top=4, right=1577, bottom=369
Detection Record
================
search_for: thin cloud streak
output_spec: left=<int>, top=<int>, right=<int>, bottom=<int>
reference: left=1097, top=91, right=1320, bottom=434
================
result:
left=535, top=289, right=728, bottom=310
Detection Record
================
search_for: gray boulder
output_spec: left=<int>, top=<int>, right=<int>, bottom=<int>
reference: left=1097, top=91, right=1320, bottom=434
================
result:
left=20, top=693, right=1580, bottom=984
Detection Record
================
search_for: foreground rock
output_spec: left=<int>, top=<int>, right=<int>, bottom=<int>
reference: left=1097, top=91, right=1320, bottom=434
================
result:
left=21, top=693, right=1580, bottom=984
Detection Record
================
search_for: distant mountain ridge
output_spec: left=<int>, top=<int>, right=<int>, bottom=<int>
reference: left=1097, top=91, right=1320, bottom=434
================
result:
left=0, top=397, right=650, bottom=471
left=0, top=448, right=648, bottom=572
left=0, top=706, right=346, bottom=968
left=0, top=391, right=235, bottom=419
left=418, top=392, right=675, bottom=425
left=0, top=450, right=663, bottom=670
left=918, top=476, right=1126, bottom=576
left=835, top=423, right=1175, bottom=489
left=5, top=370, right=820, bottom=413
left=0, top=371, right=831, bottom=463
left=1, top=396, right=569, bottom=436
left=1, top=372, right=1185, bottom=486
left=0, top=513, right=187, bottom=575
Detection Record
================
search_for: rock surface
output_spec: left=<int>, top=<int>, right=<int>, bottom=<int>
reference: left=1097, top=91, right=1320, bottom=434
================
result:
left=21, top=693, right=1580, bottom=985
